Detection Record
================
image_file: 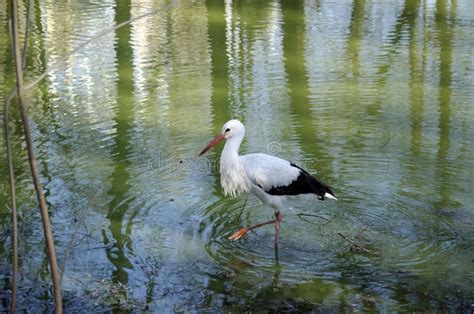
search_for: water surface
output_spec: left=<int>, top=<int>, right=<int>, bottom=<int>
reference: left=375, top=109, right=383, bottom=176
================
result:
left=1, top=0, right=474, bottom=311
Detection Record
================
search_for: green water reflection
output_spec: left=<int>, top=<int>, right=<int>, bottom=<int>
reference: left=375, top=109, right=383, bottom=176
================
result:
left=1, top=0, right=473, bottom=311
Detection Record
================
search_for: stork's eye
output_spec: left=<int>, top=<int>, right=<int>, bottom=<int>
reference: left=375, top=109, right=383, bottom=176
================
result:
left=225, top=128, right=230, bottom=133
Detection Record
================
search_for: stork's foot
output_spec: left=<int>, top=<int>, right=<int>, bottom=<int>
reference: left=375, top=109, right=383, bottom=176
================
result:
left=228, top=227, right=250, bottom=240
left=228, top=212, right=284, bottom=242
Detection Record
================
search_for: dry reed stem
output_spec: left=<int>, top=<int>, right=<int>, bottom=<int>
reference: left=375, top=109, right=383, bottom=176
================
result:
left=10, top=0, right=63, bottom=311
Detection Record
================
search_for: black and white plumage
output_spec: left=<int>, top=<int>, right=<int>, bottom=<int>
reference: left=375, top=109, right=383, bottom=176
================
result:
left=239, top=153, right=336, bottom=207
left=199, top=119, right=336, bottom=246
left=265, top=162, right=334, bottom=199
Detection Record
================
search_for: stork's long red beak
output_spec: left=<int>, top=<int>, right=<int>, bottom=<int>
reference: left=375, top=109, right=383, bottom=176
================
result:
left=199, top=133, right=225, bottom=156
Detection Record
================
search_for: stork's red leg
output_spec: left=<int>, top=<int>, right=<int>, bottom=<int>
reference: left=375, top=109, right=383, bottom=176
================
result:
left=228, top=211, right=284, bottom=242
left=274, top=211, right=282, bottom=251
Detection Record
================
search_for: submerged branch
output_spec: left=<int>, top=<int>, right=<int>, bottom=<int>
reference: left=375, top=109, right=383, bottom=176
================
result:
left=296, top=213, right=331, bottom=225
left=337, top=230, right=377, bottom=256
left=354, top=225, right=369, bottom=241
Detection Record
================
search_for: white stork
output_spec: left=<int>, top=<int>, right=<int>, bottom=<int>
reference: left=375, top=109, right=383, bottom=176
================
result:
left=199, top=119, right=337, bottom=250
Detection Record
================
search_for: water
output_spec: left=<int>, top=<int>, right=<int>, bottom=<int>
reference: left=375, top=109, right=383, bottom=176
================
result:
left=1, top=0, right=474, bottom=311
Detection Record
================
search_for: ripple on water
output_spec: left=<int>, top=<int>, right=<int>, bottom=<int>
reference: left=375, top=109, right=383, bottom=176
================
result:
left=2, top=0, right=474, bottom=310
left=198, top=161, right=469, bottom=291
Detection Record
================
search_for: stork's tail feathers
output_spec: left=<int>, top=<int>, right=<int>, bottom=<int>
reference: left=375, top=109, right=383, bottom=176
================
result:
left=324, top=192, right=337, bottom=201
left=287, top=162, right=337, bottom=201
left=308, top=174, right=336, bottom=201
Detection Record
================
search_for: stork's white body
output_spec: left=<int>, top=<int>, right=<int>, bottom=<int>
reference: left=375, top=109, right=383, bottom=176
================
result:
left=217, top=120, right=336, bottom=210
left=222, top=152, right=298, bottom=208
left=199, top=119, right=336, bottom=245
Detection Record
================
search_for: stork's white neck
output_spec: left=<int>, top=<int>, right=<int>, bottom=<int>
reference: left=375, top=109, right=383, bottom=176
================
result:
left=220, top=134, right=250, bottom=197
left=221, top=134, right=244, bottom=159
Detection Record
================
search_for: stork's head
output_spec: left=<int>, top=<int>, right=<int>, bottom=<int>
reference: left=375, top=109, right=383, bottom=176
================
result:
left=221, top=119, right=245, bottom=139
left=199, top=119, right=245, bottom=156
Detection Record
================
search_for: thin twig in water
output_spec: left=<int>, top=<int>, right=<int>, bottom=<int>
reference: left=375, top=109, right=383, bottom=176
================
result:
left=60, top=190, right=101, bottom=283
left=297, top=213, right=330, bottom=224
left=3, top=101, right=17, bottom=311
left=22, top=0, right=32, bottom=71
left=337, top=232, right=377, bottom=256
left=4, top=22, right=18, bottom=308
left=9, top=0, right=62, bottom=311
left=5, top=0, right=32, bottom=309
left=351, top=225, right=369, bottom=252
left=354, top=225, right=368, bottom=241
